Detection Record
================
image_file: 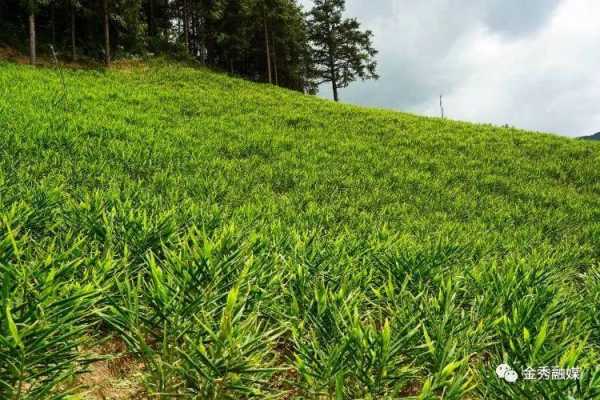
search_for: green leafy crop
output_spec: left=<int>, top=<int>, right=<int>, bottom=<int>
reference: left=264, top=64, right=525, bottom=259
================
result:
left=0, top=60, right=599, bottom=399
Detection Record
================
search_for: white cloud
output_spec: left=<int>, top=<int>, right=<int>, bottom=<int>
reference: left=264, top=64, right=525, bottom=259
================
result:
left=301, top=0, right=599, bottom=137
left=418, top=0, right=600, bottom=136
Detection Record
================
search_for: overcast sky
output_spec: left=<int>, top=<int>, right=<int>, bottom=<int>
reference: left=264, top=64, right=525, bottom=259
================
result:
left=299, top=0, right=600, bottom=137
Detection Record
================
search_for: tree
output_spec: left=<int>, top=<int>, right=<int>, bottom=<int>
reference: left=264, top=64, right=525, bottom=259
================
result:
left=245, top=0, right=312, bottom=88
left=70, top=0, right=78, bottom=60
left=20, top=0, right=43, bottom=64
left=183, top=0, right=190, bottom=53
left=102, top=0, right=110, bottom=66
left=112, top=0, right=145, bottom=54
left=264, top=0, right=313, bottom=91
left=28, top=4, right=35, bottom=64
left=263, top=6, right=272, bottom=83
left=20, top=0, right=52, bottom=65
left=257, top=0, right=302, bottom=85
left=307, top=0, right=378, bottom=101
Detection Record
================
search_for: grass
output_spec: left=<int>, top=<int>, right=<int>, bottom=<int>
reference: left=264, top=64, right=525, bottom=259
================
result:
left=0, top=58, right=599, bottom=399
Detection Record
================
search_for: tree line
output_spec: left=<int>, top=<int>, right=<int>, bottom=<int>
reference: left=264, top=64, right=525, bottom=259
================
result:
left=0, top=0, right=378, bottom=100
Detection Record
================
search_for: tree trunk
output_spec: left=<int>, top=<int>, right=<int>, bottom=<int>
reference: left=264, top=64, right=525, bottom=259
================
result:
left=183, top=0, right=189, bottom=53
left=51, top=1, right=56, bottom=47
left=164, top=0, right=169, bottom=40
left=273, top=51, right=279, bottom=86
left=327, top=31, right=339, bottom=101
left=71, top=1, right=77, bottom=61
left=148, top=0, right=155, bottom=38
left=192, top=6, right=197, bottom=56
left=103, top=0, right=111, bottom=66
left=329, top=54, right=339, bottom=102
left=331, top=79, right=339, bottom=102
left=272, top=30, right=278, bottom=86
left=194, top=9, right=200, bottom=57
left=264, top=17, right=272, bottom=84
left=28, top=12, right=36, bottom=65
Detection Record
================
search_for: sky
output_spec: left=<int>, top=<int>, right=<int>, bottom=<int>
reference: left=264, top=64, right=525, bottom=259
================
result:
left=299, top=0, right=600, bottom=137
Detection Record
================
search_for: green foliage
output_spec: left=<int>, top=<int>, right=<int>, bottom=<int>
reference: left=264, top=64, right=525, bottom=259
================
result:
left=0, top=204, right=102, bottom=399
left=307, top=0, right=379, bottom=101
left=0, top=60, right=599, bottom=398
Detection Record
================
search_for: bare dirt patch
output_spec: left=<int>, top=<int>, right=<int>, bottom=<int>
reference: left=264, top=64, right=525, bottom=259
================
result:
left=77, top=338, right=146, bottom=400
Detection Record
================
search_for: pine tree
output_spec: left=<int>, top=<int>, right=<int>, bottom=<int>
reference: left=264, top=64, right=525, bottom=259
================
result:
left=307, top=0, right=378, bottom=101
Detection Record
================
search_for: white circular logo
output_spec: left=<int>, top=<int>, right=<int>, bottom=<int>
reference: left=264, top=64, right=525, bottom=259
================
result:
left=496, top=364, right=518, bottom=383
left=496, top=364, right=510, bottom=379
left=504, top=369, right=519, bottom=383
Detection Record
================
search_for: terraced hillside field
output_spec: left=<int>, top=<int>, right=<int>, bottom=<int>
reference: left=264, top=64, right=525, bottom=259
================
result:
left=0, top=60, right=599, bottom=399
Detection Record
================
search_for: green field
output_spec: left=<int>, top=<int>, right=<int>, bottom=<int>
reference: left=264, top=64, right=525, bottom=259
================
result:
left=1, top=60, right=599, bottom=399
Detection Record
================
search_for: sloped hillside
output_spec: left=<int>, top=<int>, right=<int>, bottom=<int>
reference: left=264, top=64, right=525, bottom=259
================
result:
left=1, top=60, right=599, bottom=399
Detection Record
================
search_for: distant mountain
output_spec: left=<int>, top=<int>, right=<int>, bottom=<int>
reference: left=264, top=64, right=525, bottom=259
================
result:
left=581, top=132, right=600, bottom=140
